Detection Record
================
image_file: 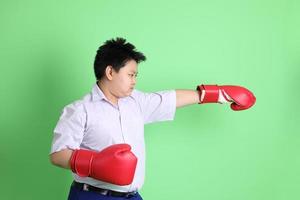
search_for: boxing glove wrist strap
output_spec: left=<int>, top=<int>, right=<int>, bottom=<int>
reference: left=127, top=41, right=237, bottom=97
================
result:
left=196, top=85, right=219, bottom=103
left=70, top=149, right=95, bottom=177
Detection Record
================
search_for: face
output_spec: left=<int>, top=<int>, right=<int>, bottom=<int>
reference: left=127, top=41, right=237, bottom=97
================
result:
left=109, top=59, right=138, bottom=98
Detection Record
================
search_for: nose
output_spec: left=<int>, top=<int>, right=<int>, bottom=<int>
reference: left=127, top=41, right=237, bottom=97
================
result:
left=132, top=77, right=137, bottom=85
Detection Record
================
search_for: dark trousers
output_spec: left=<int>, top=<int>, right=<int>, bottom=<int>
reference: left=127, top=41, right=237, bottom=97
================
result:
left=67, top=183, right=143, bottom=200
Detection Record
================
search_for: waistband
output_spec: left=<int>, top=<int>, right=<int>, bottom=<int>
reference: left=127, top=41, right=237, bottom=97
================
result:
left=71, top=181, right=138, bottom=198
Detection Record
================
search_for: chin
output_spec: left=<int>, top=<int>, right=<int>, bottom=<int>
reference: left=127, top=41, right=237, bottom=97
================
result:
left=119, top=89, right=133, bottom=97
left=120, top=92, right=131, bottom=98
left=127, top=90, right=134, bottom=96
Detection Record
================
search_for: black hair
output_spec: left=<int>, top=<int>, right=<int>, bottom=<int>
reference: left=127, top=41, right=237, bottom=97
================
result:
left=94, top=37, right=146, bottom=80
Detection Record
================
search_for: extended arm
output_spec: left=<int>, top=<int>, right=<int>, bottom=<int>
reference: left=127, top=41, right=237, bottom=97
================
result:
left=176, top=84, right=256, bottom=110
left=175, top=89, right=199, bottom=108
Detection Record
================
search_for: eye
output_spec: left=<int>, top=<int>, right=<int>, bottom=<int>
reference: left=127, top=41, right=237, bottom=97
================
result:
left=129, top=74, right=137, bottom=78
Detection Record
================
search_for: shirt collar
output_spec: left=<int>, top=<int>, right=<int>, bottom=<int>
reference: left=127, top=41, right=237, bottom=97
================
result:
left=91, top=82, right=107, bottom=102
left=91, top=81, right=133, bottom=103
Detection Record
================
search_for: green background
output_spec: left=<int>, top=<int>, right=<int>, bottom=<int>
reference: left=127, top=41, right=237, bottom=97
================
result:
left=1, top=0, right=299, bottom=199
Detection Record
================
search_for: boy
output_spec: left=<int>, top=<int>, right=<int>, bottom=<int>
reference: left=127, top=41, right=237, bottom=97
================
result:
left=50, top=37, right=256, bottom=200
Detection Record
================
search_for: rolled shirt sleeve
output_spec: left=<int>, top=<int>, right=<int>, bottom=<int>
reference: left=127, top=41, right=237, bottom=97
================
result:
left=50, top=101, right=86, bottom=154
left=133, top=90, right=177, bottom=124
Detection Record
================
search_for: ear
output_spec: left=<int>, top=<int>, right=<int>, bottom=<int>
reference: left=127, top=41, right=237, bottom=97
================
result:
left=105, top=65, right=114, bottom=80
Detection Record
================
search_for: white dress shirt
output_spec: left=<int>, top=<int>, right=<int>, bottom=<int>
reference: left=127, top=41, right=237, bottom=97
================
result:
left=50, top=83, right=176, bottom=192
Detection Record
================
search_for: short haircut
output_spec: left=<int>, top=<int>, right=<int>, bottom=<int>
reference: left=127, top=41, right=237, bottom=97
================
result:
left=94, top=37, right=146, bottom=80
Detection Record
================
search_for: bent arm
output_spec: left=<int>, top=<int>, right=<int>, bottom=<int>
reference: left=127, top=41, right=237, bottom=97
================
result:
left=50, top=148, right=73, bottom=169
left=175, top=89, right=199, bottom=108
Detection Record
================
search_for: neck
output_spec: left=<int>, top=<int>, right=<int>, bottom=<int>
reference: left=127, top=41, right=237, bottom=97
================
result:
left=97, top=80, right=118, bottom=105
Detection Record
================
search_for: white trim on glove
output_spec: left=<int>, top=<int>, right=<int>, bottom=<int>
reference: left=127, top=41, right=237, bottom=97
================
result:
left=218, top=89, right=233, bottom=104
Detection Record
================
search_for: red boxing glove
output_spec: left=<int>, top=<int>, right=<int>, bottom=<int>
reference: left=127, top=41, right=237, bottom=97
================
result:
left=70, top=144, right=138, bottom=185
left=196, top=84, right=256, bottom=111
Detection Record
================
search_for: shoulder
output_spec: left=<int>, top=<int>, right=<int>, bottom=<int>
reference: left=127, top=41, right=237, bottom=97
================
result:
left=130, top=89, right=145, bottom=98
left=61, top=92, right=92, bottom=115
left=129, top=89, right=176, bottom=99
left=128, top=89, right=152, bottom=103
